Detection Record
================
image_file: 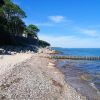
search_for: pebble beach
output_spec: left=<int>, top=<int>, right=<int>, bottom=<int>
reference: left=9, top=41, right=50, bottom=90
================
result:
left=0, top=48, right=99, bottom=100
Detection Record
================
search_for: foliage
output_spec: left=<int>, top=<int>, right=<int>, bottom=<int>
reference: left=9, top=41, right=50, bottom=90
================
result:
left=0, top=0, right=26, bottom=45
left=0, top=0, right=50, bottom=47
left=38, top=40, right=50, bottom=47
left=0, top=0, right=26, bottom=36
left=24, top=24, right=40, bottom=39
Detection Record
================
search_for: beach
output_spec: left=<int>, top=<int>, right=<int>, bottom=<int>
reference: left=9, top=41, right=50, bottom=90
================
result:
left=0, top=53, right=33, bottom=75
left=0, top=48, right=99, bottom=100
left=1, top=0, right=100, bottom=99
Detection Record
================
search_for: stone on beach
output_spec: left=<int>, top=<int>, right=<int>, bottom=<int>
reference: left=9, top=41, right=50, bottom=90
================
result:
left=48, top=62, right=55, bottom=66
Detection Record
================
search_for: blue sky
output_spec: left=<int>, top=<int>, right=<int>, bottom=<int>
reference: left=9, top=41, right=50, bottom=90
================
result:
left=13, top=0, right=100, bottom=48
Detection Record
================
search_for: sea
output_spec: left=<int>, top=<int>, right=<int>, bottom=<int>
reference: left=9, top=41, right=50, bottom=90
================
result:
left=53, top=47, right=100, bottom=93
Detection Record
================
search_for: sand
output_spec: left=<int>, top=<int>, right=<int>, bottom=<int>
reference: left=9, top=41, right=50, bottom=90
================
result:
left=0, top=53, right=33, bottom=75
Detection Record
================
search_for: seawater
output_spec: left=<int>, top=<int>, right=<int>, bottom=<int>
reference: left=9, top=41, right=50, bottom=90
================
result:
left=54, top=48, right=100, bottom=56
left=53, top=47, right=100, bottom=91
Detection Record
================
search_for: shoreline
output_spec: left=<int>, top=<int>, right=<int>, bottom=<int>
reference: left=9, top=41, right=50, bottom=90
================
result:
left=0, top=48, right=99, bottom=100
left=0, top=48, right=86, bottom=100
left=39, top=48, right=100, bottom=99
left=56, top=59, right=100, bottom=100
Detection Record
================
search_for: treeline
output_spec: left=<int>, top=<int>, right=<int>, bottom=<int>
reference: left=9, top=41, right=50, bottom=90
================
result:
left=0, top=0, right=50, bottom=47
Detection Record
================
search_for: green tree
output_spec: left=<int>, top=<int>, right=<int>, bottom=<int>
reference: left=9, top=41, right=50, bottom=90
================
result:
left=38, top=40, right=50, bottom=47
left=24, top=24, right=40, bottom=39
left=3, top=0, right=26, bottom=18
left=1, top=0, right=26, bottom=35
left=10, top=16, right=26, bottom=36
left=0, top=0, right=8, bottom=36
left=0, top=0, right=26, bottom=45
left=0, top=0, right=50, bottom=46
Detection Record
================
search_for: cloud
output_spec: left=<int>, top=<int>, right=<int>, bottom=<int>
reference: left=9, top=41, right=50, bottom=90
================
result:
left=48, top=16, right=66, bottom=23
left=79, top=29, right=98, bottom=37
left=24, top=15, right=72, bottom=27
left=73, top=26, right=100, bottom=37
left=39, top=34, right=100, bottom=48
left=34, top=16, right=72, bottom=27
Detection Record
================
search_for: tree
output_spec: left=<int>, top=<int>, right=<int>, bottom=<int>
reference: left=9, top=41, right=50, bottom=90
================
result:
left=0, top=0, right=26, bottom=35
left=24, top=24, right=40, bottom=39
left=0, top=0, right=50, bottom=46
left=10, top=16, right=26, bottom=36
left=3, top=0, right=26, bottom=19
left=0, top=0, right=8, bottom=36
left=0, top=0, right=26, bottom=45
left=38, top=40, right=50, bottom=47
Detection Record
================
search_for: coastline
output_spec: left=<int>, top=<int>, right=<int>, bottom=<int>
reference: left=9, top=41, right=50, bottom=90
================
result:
left=56, top=59, right=100, bottom=100
left=0, top=47, right=99, bottom=100
left=39, top=48, right=100, bottom=99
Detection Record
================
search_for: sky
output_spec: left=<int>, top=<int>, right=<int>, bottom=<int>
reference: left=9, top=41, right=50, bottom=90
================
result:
left=13, top=0, right=100, bottom=48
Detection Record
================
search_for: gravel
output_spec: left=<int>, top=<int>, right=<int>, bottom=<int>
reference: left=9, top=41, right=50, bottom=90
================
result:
left=0, top=54, right=87, bottom=100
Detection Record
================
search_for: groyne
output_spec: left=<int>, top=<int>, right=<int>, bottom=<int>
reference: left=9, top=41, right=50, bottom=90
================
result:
left=43, top=55, right=100, bottom=60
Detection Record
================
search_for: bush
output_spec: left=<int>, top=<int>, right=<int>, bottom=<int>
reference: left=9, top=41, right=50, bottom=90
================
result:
left=38, top=40, right=50, bottom=47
